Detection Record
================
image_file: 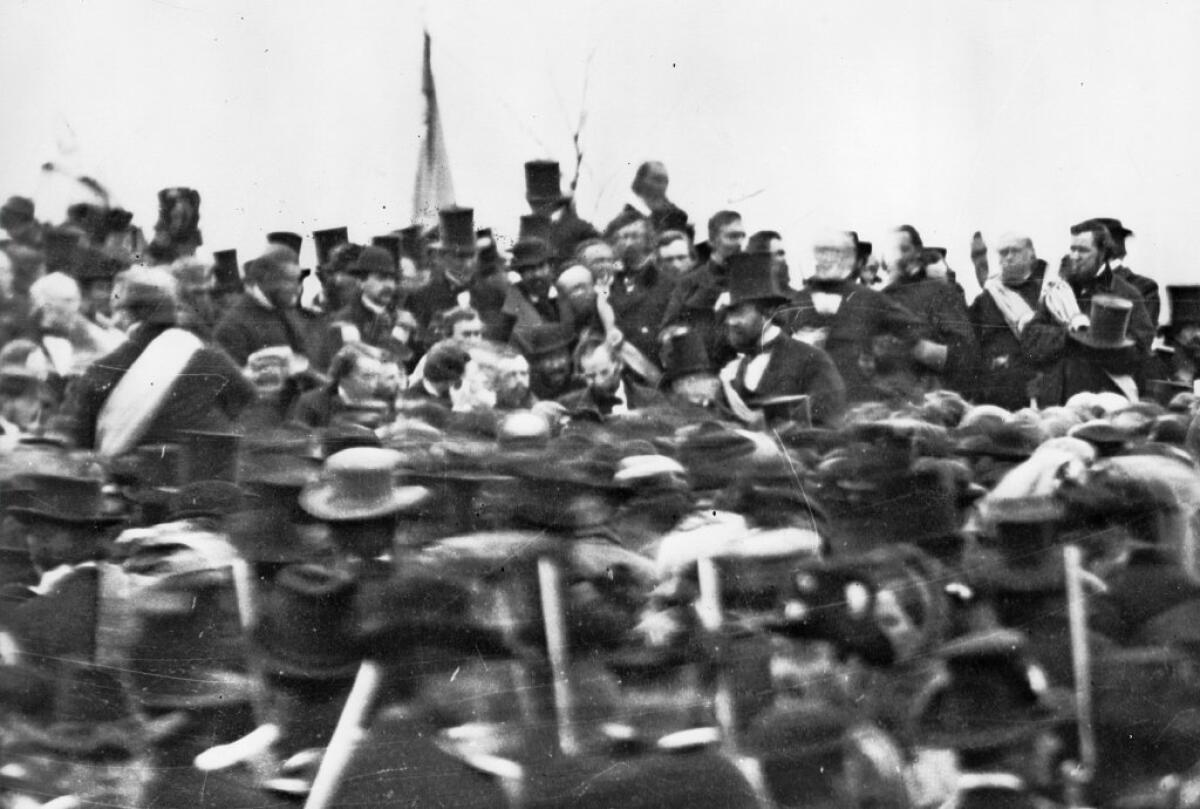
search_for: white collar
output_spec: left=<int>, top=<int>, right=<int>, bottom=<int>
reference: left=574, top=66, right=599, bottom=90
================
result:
left=956, top=772, right=1026, bottom=790
left=628, top=196, right=653, bottom=218
left=360, top=294, right=386, bottom=315
left=247, top=285, right=275, bottom=311
left=759, top=323, right=783, bottom=348
left=1109, top=257, right=1126, bottom=270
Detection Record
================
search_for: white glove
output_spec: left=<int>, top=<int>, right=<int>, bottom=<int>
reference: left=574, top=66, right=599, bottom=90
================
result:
left=1042, top=280, right=1083, bottom=327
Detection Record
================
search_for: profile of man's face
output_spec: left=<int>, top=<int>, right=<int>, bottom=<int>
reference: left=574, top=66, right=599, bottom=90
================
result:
left=712, top=220, right=746, bottom=262
left=997, top=237, right=1034, bottom=286
left=725, top=302, right=767, bottom=353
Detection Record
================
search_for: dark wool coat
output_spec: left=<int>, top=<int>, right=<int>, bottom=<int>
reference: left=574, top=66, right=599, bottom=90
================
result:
left=659, top=259, right=736, bottom=371
left=969, top=275, right=1044, bottom=409
left=721, top=335, right=847, bottom=427
left=884, top=275, right=980, bottom=396
left=610, top=266, right=676, bottom=367
left=212, top=293, right=312, bottom=366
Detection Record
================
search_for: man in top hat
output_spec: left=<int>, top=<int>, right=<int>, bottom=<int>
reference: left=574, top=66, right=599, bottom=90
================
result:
left=403, top=206, right=507, bottom=346
left=213, top=243, right=313, bottom=367
left=1023, top=219, right=1154, bottom=405
left=778, top=230, right=927, bottom=404
left=498, top=237, right=570, bottom=344
left=558, top=337, right=666, bottom=419
left=1095, top=216, right=1159, bottom=323
left=316, top=245, right=411, bottom=370
left=524, top=158, right=600, bottom=264
left=970, top=232, right=1051, bottom=409
left=883, top=232, right=980, bottom=397
left=661, top=209, right=747, bottom=372
left=65, top=266, right=256, bottom=455
left=514, top=322, right=582, bottom=401
left=717, top=252, right=846, bottom=428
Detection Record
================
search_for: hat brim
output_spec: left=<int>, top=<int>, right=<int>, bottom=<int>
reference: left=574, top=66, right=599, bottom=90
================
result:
left=6, top=507, right=125, bottom=526
left=730, top=294, right=791, bottom=310
left=918, top=710, right=1068, bottom=752
left=1068, top=331, right=1135, bottom=350
left=299, top=484, right=429, bottom=521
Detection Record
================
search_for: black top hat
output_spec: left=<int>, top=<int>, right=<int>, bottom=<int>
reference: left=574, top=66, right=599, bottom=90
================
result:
left=677, top=422, right=757, bottom=490
left=178, top=429, right=241, bottom=485
left=398, top=224, right=426, bottom=260
left=312, top=227, right=350, bottom=267
left=1167, top=286, right=1200, bottom=333
left=855, top=240, right=873, bottom=263
left=371, top=235, right=402, bottom=268
left=253, top=563, right=363, bottom=679
left=660, top=328, right=712, bottom=384
left=211, top=249, right=243, bottom=294
left=513, top=323, right=573, bottom=358
left=913, top=630, right=1071, bottom=751
left=524, top=160, right=565, bottom=204
left=267, top=231, right=303, bottom=257
left=352, top=245, right=398, bottom=278
left=727, top=252, right=790, bottom=308
left=1069, top=294, right=1135, bottom=350
left=438, top=206, right=475, bottom=251
left=6, top=473, right=125, bottom=526
left=1093, top=216, right=1133, bottom=240
left=518, top=213, right=553, bottom=244
left=511, top=239, right=551, bottom=270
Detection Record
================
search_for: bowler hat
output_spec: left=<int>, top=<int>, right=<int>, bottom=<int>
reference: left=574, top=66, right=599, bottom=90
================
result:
left=438, top=206, right=475, bottom=251
left=371, top=234, right=402, bottom=268
left=513, top=323, right=573, bottom=358
left=211, top=248, right=243, bottom=294
left=727, top=252, right=790, bottom=308
left=6, top=473, right=125, bottom=526
left=253, top=563, right=363, bottom=679
left=659, top=328, right=712, bottom=384
left=312, top=227, right=350, bottom=267
left=1070, top=294, right=1135, bottom=350
left=511, top=239, right=551, bottom=270
left=524, top=160, right=566, bottom=204
left=1166, top=286, right=1200, bottom=334
left=913, top=630, right=1071, bottom=751
left=351, top=245, right=398, bottom=278
left=518, top=213, right=552, bottom=244
left=300, top=447, right=430, bottom=522
left=267, top=231, right=303, bottom=257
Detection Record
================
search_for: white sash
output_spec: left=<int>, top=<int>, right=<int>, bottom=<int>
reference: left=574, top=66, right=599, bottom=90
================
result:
left=718, top=358, right=758, bottom=424
left=95, top=327, right=204, bottom=458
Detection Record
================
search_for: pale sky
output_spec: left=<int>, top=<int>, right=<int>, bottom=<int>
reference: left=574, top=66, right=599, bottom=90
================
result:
left=2, top=0, right=1199, bottom=309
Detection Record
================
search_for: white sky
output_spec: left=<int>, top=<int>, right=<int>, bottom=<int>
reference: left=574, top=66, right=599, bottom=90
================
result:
left=2, top=0, right=1199, bottom=308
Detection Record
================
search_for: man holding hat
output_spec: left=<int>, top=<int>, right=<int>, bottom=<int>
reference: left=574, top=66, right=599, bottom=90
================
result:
left=404, top=206, right=507, bottom=346
left=717, top=252, right=846, bottom=428
left=66, top=265, right=256, bottom=455
left=524, top=158, right=600, bottom=265
left=1023, top=219, right=1154, bottom=404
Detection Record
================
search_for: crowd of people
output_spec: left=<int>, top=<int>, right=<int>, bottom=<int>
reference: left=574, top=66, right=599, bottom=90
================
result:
left=1, top=158, right=1200, bottom=807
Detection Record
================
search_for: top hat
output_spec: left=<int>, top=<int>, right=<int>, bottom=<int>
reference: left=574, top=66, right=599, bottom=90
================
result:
left=253, top=563, right=363, bottom=679
left=177, top=429, right=241, bottom=485
left=511, top=239, right=551, bottom=270
left=677, top=422, right=757, bottom=490
left=6, top=473, right=125, bottom=526
left=513, top=323, right=573, bottom=358
left=437, top=206, right=475, bottom=251
left=913, top=630, right=1070, bottom=751
left=727, top=252, right=790, bottom=308
left=267, top=231, right=303, bottom=257
left=210, top=248, right=243, bottom=294
left=351, top=245, right=398, bottom=278
left=855, top=240, right=873, bottom=264
left=312, top=227, right=350, bottom=267
left=518, top=214, right=553, bottom=245
left=1093, top=216, right=1133, bottom=240
left=371, top=235, right=402, bottom=269
left=660, top=328, right=712, bottom=384
left=1167, top=286, right=1200, bottom=333
left=524, top=160, right=566, bottom=204
left=300, top=447, right=430, bottom=522
left=398, top=224, right=426, bottom=260
left=1069, top=294, right=1135, bottom=350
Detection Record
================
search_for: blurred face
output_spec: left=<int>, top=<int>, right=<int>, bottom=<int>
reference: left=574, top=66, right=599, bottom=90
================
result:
left=24, top=520, right=93, bottom=572
left=712, top=219, right=746, bottom=262
left=532, top=349, right=572, bottom=388
left=438, top=249, right=478, bottom=288
left=637, top=163, right=670, bottom=203
left=1177, top=324, right=1200, bottom=352
left=1068, top=231, right=1102, bottom=280
left=82, top=279, right=114, bottom=318
left=246, top=356, right=288, bottom=395
left=37, top=285, right=81, bottom=332
left=997, top=236, right=1035, bottom=286
left=580, top=347, right=622, bottom=394
left=557, top=270, right=595, bottom=314
left=496, top=356, right=531, bottom=407
left=398, top=256, right=431, bottom=293
left=330, top=270, right=362, bottom=306
left=924, top=256, right=950, bottom=282
left=656, top=237, right=692, bottom=277
left=672, top=372, right=721, bottom=406
left=518, top=261, right=554, bottom=300
left=580, top=243, right=620, bottom=286
left=342, top=355, right=383, bottom=400
left=894, top=230, right=919, bottom=267
left=812, top=242, right=856, bottom=282
left=450, top=316, right=484, bottom=346
left=260, top=262, right=302, bottom=309
left=613, top=219, right=652, bottom=260
left=361, top=271, right=397, bottom=307
left=726, top=302, right=768, bottom=353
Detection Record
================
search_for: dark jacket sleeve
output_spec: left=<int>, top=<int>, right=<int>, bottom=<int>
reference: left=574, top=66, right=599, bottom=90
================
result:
left=208, top=347, right=257, bottom=419
left=1019, top=301, right=1069, bottom=367
left=803, top=348, right=847, bottom=427
left=931, top=285, right=980, bottom=383
left=212, top=317, right=252, bottom=367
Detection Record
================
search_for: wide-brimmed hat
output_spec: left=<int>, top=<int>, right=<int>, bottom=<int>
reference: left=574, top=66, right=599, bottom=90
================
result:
left=6, top=473, right=125, bottom=526
left=1069, top=294, right=1135, bottom=350
left=300, top=447, right=430, bottom=522
left=253, top=563, right=363, bottom=680
left=912, top=630, right=1072, bottom=751
left=511, top=239, right=551, bottom=270
left=727, top=252, right=790, bottom=308
left=524, top=160, right=566, bottom=205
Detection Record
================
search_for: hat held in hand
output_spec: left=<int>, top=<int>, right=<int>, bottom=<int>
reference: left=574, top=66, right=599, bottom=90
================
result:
left=1070, top=294, right=1135, bottom=350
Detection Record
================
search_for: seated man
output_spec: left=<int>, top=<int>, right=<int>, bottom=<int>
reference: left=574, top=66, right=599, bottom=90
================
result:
left=718, top=253, right=845, bottom=428
left=558, top=337, right=665, bottom=420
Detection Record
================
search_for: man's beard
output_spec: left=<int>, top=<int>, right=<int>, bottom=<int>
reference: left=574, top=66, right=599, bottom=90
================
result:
left=496, top=384, right=531, bottom=409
